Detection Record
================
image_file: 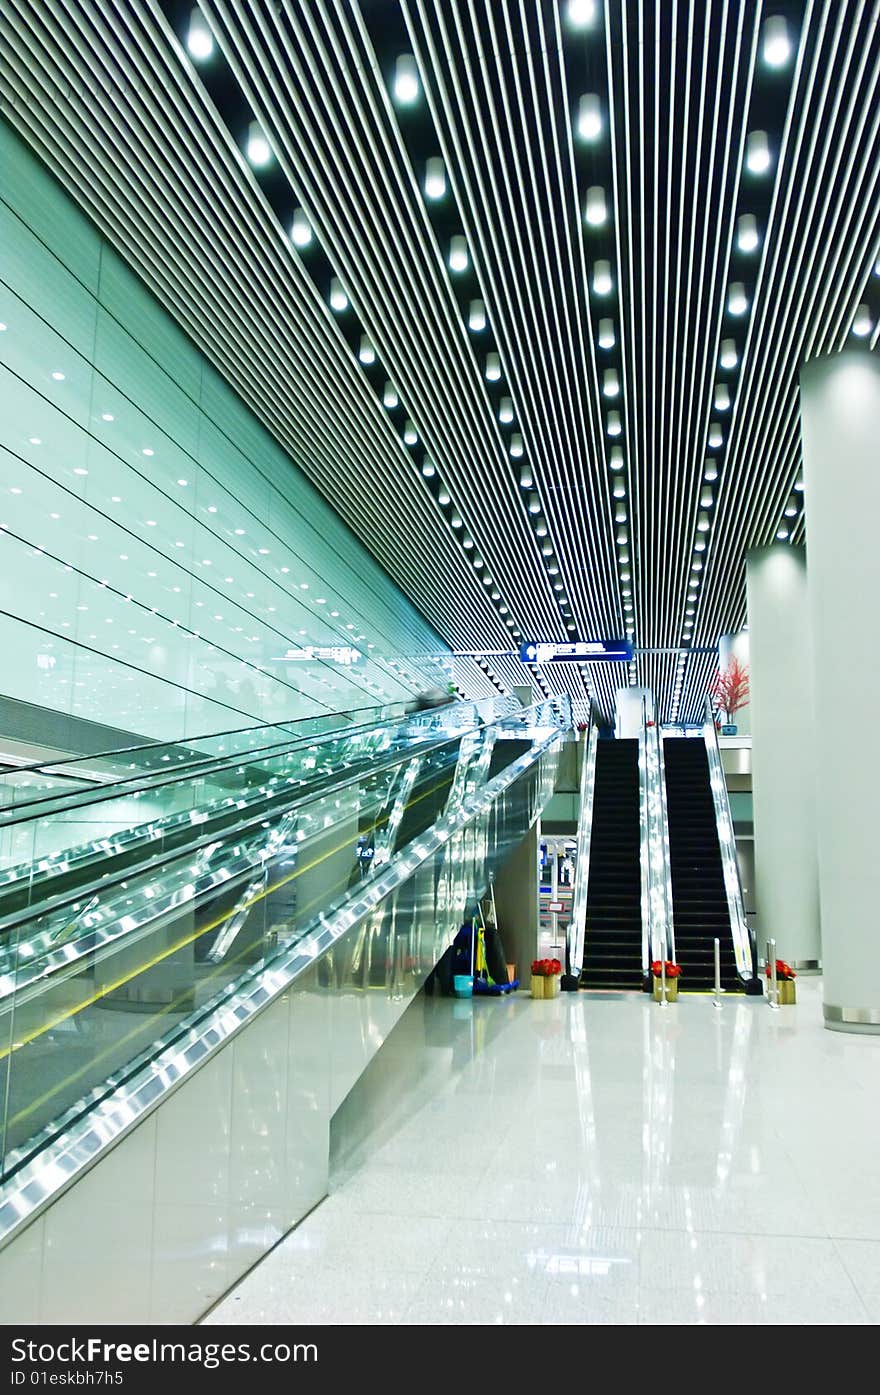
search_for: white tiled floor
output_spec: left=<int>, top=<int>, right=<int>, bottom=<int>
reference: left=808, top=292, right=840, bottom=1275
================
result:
left=204, top=978, right=880, bottom=1325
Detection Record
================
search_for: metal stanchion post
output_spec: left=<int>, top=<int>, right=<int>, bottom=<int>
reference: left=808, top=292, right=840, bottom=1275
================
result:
left=767, top=937, right=779, bottom=1010
left=713, top=937, right=722, bottom=1010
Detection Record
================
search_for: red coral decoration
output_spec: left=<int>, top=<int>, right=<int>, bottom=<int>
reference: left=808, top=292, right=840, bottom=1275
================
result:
left=531, top=958, right=562, bottom=976
left=651, top=960, right=682, bottom=979
left=765, top=959, right=796, bottom=980
left=710, top=657, right=750, bottom=723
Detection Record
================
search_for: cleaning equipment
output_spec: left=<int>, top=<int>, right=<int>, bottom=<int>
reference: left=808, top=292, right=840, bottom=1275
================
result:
left=470, top=893, right=519, bottom=995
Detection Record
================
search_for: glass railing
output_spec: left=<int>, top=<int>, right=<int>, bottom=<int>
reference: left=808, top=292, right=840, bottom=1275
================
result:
left=702, top=696, right=753, bottom=981
left=565, top=711, right=598, bottom=981
left=639, top=699, right=674, bottom=974
left=0, top=696, right=570, bottom=1180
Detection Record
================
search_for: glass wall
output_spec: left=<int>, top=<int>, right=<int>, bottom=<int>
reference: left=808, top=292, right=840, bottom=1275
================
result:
left=0, top=120, right=450, bottom=749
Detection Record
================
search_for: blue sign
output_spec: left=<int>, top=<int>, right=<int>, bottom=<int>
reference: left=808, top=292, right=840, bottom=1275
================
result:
left=519, top=639, right=633, bottom=664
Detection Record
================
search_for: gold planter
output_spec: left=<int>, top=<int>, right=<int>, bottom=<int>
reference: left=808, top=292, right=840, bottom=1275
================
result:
left=776, top=978, right=796, bottom=1005
left=652, top=977, right=679, bottom=1002
left=544, top=974, right=560, bottom=999
left=530, top=974, right=545, bottom=999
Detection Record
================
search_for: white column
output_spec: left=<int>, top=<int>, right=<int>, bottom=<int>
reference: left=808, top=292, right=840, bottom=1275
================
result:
left=800, top=348, right=880, bottom=1032
left=717, top=631, right=751, bottom=735
left=746, top=545, right=820, bottom=971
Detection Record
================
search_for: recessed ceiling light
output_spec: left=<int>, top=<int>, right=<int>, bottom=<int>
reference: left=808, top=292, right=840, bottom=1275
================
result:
left=567, top=0, right=597, bottom=29
left=510, top=433, right=524, bottom=458
left=708, top=423, right=723, bottom=448
left=358, top=335, right=375, bottom=364
left=421, top=459, right=436, bottom=477
left=576, top=92, right=602, bottom=140
left=762, top=15, right=791, bottom=68
left=719, top=339, right=738, bottom=369
left=727, top=282, right=748, bottom=315
left=393, top=54, right=419, bottom=105
left=776, top=526, right=790, bottom=540
left=598, top=318, right=616, bottom=349
left=449, top=235, right=469, bottom=273
left=246, top=120, right=272, bottom=167
left=852, top=304, right=873, bottom=337
left=604, top=368, right=620, bottom=397
left=403, top=420, right=418, bottom=445
left=485, top=352, right=502, bottom=381
left=186, top=7, right=213, bottom=60
left=468, top=299, right=486, bottom=332
left=745, top=130, right=771, bottom=174
left=584, top=186, right=607, bottom=226
left=424, top=156, right=446, bottom=200
left=714, top=384, right=731, bottom=411
left=607, top=410, right=622, bottom=437
left=290, top=208, right=312, bottom=247
left=329, top=277, right=348, bottom=311
left=592, top=260, right=613, bottom=295
left=736, top=213, right=760, bottom=253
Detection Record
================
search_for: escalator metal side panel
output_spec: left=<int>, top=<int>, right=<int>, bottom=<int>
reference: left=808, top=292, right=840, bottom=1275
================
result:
left=0, top=731, right=564, bottom=1323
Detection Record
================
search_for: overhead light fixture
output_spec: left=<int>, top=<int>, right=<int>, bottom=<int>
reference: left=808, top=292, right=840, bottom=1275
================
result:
left=451, top=512, right=463, bottom=529
left=567, top=0, right=598, bottom=28
left=383, top=381, right=398, bottom=408
left=329, top=277, right=348, bottom=311
left=784, top=495, right=798, bottom=517
left=852, top=303, right=873, bottom=337
left=358, top=335, right=375, bottom=364
left=449, top=235, right=469, bottom=272
left=704, top=460, right=719, bottom=481
left=510, top=433, right=524, bottom=458
left=613, top=482, right=626, bottom=499
left=727, top=282, right=748, bottom=315
left=393, top=54, right=419, bottom=105
left=697, top=512, right=710, bottom=532
left=403, top=420, right=418, bottom=444
left=424, top=157, right=446, bottom=200
left=700, top=487, right=714, bottom=507
left=535, top=517, right=548, bottom=537
left=499, top=396, right=514, bottom=424
left=746, top=130, right=772, bottom=175
left=186, top=7, right=213, bottom=60
left=528, top=493, right=541, bottom=514
left=486, top=351, right=502, bottom=381
left=719, top=338, right=738, bottom=369
left=607, top=410, right=622, bottom=436
left=519, top=465, right=534, bottom=488
left=438, top=487, right=451, bottom=505
left=694, top=538, right=707, bottom=552
left=576, top=92, right=602, bottom=143
left=736, top=213, right=760, bottom=253
left=290, top=208, right=312, bottom=247
left=609, top=445, right=624, bottom=470
left=615, top=505, right=627, bottom=523
left=584, top=186, right=607, bottom=226
left=592, top=260, right=613, bottom=295
left=468, top=299, right=486, bottom=332
left=603, top=368, right=620, bottom=397
left=714, top=384, right=731, bottom=411
left=598, top=318, right=616, bottom=349
left=708, top=423, right=723, bottom=448
left=246, top=121, right=272, bottom=167
left=794, top=474, right=804, bottom=492
left=762, top=15, right=792, bottom=67
left=776, top=526, right=790, bottom=540
left=421, top=458, right=435, bottom=477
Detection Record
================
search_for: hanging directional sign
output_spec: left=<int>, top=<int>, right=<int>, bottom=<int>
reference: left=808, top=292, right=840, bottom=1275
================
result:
left=519, top=639, right=633, bottom=664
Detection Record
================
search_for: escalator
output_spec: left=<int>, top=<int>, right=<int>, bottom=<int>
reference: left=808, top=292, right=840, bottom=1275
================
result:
left=662, top=737, right=739, bottom=989
left=579, top=739, right=643, bottom=989
left=0, top=695, right=570, bottom=1277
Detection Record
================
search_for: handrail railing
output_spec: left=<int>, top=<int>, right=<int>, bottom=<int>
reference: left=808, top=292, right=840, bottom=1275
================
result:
left=654, top=723, right=676, bottom=966
left=565, top=709, right=599, bottom=981
left=640, top=696, right=674, bottom=975
left=702, top=696, right=754, bottom=980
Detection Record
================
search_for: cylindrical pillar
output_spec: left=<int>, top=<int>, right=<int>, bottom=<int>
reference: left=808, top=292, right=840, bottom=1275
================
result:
left=746, top=545, right=820, bottom=970
left=800, top=348, right=880, bottom=1032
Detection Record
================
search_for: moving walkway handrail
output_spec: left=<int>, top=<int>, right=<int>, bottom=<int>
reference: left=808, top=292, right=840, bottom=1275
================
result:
left=0, top=698, right=515, bottom=833
left=702, top=696, right=754, bottom=980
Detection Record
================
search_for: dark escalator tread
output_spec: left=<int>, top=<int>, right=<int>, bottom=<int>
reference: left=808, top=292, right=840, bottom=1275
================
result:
left=581, top=739, right=643, bottom=991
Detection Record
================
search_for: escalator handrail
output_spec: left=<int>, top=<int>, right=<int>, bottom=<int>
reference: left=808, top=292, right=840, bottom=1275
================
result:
left=702, top=695, right=754, bottom=980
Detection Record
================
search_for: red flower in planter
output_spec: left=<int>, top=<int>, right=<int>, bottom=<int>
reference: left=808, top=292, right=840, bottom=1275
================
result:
left=765, top=959, right=796, bottom=981
left=531, top=958, right=562, bottom=977
left=651, top=960, right=681, bottom=979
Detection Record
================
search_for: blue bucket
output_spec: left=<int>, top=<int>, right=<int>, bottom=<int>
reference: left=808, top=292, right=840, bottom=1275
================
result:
left=453, top=974, right=474, bottom=998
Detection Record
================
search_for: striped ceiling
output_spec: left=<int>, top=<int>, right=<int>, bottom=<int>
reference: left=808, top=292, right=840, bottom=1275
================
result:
left=2, top=0, right=879, bottom=723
